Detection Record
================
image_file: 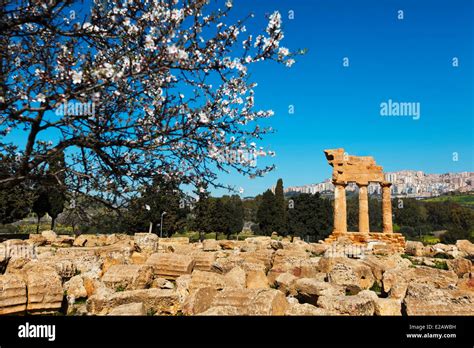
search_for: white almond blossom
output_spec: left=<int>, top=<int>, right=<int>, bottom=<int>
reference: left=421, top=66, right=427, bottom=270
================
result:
left=71, top=71, right=83, bottom=84
left=1, top=0, right=297, bottom=202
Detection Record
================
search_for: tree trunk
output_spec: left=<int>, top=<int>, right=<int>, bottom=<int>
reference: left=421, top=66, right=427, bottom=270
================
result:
left=51, top=216, right=55, bottom=231
left=36, top=216, right=40, bottom=234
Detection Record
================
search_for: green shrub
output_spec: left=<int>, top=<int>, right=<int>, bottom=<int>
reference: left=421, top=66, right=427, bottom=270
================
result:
left=0, top=224, right=19, bottom=234
left=433, top=260, right=448, bottom=270
left=369, top=282, right=382, bottom=295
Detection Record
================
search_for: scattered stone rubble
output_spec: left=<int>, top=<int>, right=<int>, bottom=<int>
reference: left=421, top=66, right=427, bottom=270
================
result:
left=0, top=231, right=472, bottom=316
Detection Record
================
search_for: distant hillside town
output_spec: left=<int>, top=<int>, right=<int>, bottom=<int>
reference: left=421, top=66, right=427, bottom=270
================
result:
left=282, top=171, right=474, bottom=198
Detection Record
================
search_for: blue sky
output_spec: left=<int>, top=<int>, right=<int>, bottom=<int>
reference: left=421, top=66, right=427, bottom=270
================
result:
left=4, top=0, right=472, bottom=197
left=214, top=0, right=473, bottom=196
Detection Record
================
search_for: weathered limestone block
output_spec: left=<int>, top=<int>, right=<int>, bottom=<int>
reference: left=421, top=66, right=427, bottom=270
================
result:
left=198, top=305, right=241, bottom=315
left=64, top=275, right=88, bottom=299
left=82, top=276, right=114, bottom=299
left=133, top=233, right=158, bottom=254
left=0, top=274, right=27, bottom=315
left=193, top=252, right=216, bottom=271
left=96, top=242, right=134, bottom=271
left=286, top=302, right=335, bottom=316
left=403, top=283, right=474, bottom=315
left=1, top=240, right=37, bottom=274
left=432, top=243, right=455, bottom=253
left=28, top=234, right=47, bottom=246
left=409, top=267, right=457, bottom=288
left=34, top=246, right=56, bottom=259
left=23, top=265, right=63, bottom=314
left=168, top=244, right=197, bottom=255
left=146, top=253, right=194, bottom=280
left=160, top=237, right=190, bottom=244
left=308, top=243, right=329, bottom=256
left=361, top=254, right=411, bottom=282
left=41, top=230, right=57, bottom=242
left=54, top=247, right=102, bottom=276
left=326, top=258, right=375, bottom=291
left=294, top=278, right=345, bottom=304
left=106, top=234, right=131, bottom=246
left=87, top=288, right=180, bottom=315
left=108, top=302, right=146, bottom=316
left=210, top=288, right=287, bottom=315
left=281, top=240, right=309, bottom=253
left=456, top=240, right=474, bottom=258
left=243, top=236, right=273, bottom=251
left=182, top=287, right=218, bottom=315
left=42, top=259, right=77, bottom=280
left=324, top=239, right=367, bottom=259
left=371, top=242, right=399, bottom=255
left=202, top=239, right=221, bottom=252
left=218, top=240, right=241, bottom=250
left=270, top=257, right=321, bottom=283
left=267, top=249, right=313, bottom=283
left=240, top=259, right=266, bottom=273
left=52, top=236, right=75, bottom=248
left=248, top=289, right=288, bottom=315
left=245, top=269, right=269, bottom=289
left=382, top=269, right=410, bottom=299
left=273, top=249, right=309, bottom=267
left=102, top=264, right=153, bottom=290
left=158, top=237, right=189, bottom=252
left=101, top=256, right=125, bottom=275
left=150, top=277, right=174, bottom=289
left=241, top=249, right=274, bottom=271
left=298, top=258, right=322, bottom=279
left=270, top=240, right=283, bottom=250
left=175, top=275, right=192, bottom=303
left=374, top=298, right=402, bottom=316
left=130, top=252, right=147, bottom=265
left=275, top=273, right=298, bottom=295
left=456, top=273, right=474, bottom=293
left=73, top=234, right=108, bottom=247
left=447, top=258, right=472, bottom=277
left=357, top=288, right=401, bottom=315
left=212, top=254, right=244, bottom=274
left=224, top=266, right=246, bottom=289
left=383, top=267, right=458, bottom=299
left=405, top=241, right=425, bottom=257
left=357, top=289, right=378, bottom=301
left=317, top=295, right=375, bottom=316
left=189, top=270, right=226, bottom=292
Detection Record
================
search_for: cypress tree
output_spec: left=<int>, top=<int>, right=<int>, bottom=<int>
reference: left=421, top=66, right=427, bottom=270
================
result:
left=274, top=178, right=287, bottom=234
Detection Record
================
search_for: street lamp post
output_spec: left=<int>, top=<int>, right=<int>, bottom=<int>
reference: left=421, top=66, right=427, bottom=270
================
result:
left=145, top=205, right=152, bottom=233
left=160, top=211, right=167, bottom=238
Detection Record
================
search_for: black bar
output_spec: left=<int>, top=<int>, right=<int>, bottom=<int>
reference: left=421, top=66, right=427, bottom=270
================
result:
left=0, top=316, right=472, bottom=346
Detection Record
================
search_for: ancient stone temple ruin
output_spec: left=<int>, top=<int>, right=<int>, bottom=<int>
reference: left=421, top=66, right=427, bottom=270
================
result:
left=323, top=148, right=405, bottom=252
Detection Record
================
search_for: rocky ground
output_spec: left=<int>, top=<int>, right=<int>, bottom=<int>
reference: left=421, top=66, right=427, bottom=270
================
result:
left=0, top=232, right=473, bottom=316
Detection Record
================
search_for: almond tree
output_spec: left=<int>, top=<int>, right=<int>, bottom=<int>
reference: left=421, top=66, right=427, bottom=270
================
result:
left=0, top=0, right=297, bottom=207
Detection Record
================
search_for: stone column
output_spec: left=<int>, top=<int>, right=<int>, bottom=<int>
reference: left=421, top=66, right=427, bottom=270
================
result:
left=381, top=182, right=393, bottom=233
left=358, top=184, right=369, bottom=233
left=333, top=182, right=347, bottom=233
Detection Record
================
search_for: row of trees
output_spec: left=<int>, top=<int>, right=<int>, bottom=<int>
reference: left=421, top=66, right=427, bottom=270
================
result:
left=193, top=192, right=244, bottom=240
left=1, top=168, right=473, bottom=243
left=0, top=152, right=66, bottom=232
left=391, top=198, right=474, bottom=243
left=253, top=179, right=474, bottom=243
left=254, top=179, right=333, bottom=241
